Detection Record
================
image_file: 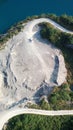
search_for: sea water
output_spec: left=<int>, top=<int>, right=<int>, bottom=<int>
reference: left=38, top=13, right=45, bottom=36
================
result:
left=0, top=0, right=73, bottom=33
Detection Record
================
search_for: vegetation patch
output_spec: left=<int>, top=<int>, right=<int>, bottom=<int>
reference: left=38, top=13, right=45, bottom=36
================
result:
left=39, top=21, right=73, bottom=110
left=40, top=22, right=73, bottom=85
left=5, top=114, right=73, bottom=130
left=48, top=83, right=73, bottom=110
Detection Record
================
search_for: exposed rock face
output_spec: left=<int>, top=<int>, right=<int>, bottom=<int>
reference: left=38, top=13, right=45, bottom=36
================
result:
left=0, top=72, right=4, bottom=98
left=0, top=18, right=67, bottom=110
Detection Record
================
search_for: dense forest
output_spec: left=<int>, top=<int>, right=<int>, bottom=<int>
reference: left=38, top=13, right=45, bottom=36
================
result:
left=5, top=114, right=73, bottom=130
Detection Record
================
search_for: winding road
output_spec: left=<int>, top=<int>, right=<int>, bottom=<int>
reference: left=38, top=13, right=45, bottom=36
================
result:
left=1, top=108, right=73, bottom=130
left=0, top=18, right=73, bottom=130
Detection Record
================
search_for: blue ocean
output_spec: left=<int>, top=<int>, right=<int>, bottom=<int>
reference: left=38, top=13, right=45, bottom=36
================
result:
left=0, top=0, right=73, bottom=33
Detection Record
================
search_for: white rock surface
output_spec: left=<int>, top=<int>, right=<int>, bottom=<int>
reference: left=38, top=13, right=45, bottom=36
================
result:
left=0, top=18, right=67, bottom=110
